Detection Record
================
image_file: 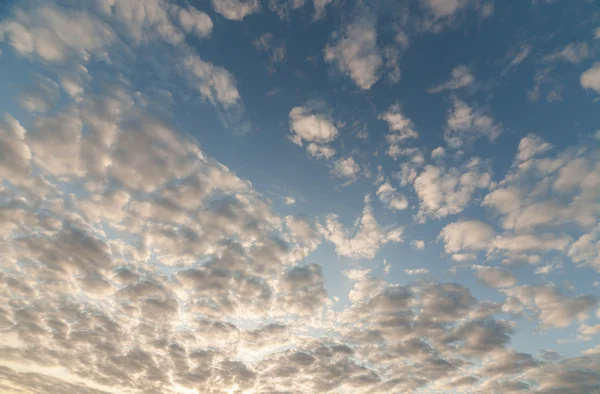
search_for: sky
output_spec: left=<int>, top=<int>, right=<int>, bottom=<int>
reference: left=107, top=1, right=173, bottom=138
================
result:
left=0, top=0, right=600, bottom=393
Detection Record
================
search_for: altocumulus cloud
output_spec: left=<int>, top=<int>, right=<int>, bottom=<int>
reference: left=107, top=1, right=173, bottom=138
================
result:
left=0, top=1, right=600, bottom=393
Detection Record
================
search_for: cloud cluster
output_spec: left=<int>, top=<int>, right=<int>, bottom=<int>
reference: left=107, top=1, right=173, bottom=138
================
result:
left=289, top=102, right=338, bottom=159
left=1, top=1, right=600, bottom=393
left=324, top=20, right=383, bottom=90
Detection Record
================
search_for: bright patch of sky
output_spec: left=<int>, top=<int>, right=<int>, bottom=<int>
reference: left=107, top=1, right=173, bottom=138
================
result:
left=0, top=0, right=599, bottom=392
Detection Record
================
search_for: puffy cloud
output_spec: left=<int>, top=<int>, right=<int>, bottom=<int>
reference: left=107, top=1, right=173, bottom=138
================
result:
left=0, top=4, right=114, bottom=63
left=431, top=146, right=445, bottom=158
left=324, top=21, right=383, bottom=90
left=313, top=0, right=333, bottom=20
left=515, top=134, right=552, bottom=162
left=211, top=0, right=260, bottom=21
left=472, top=266, right=517, bottom=288
left=568, top=229, right=600, bottom=271
left=440, top=220, right=496, bottom=255
left=428, top=65, right=475, bottom=93
left=445, top=98, right=501, bottom=148
left=332, top=157, right=360, bottom=179
left=503, top=285, right=598, bottom=328
left=289, top=102, right=339, bottom=160
left=412, top=158, right=492, bottom=220
left=0, top=115, right=31, bottom=185
left=581, top=62, right=600, bottom=94
left=482, top=134, right=600, bottom=268
left=184, top=55, right=241, bottom=108
left=411, top=240, right=425, bottom=250
left=376, top=181, right=408, bottom=210
left=19, top=74, right=60, bottom=113
left=319, top=198, right=403, bottom=259
left=378, top=104, right=419, bottom=158
left=177, top=6, right=213, bottom=37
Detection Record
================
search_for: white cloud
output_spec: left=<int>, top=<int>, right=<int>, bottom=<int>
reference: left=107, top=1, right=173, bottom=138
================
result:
left=568, top=230, right=600, bottom=271
left=544, top=42, right=589, bottom=64
left=503, top=285, right=597, bottom=328
left=405, top=268, right=429, bottom=275
left=473, top=266, right=517, bottom=288
left=19, top=74, right=60, bottom=113
left=421, top=0, right=465, bottom=18
left=376, top=181, right=409, bottom=211
left=0, top=114, right=31, bottom=185
left=440, top=220, right=496, bottom=255
left=412, top=158, right=492, bottom=220
left=515, top=134, right=552, bottom=162
left=313, top=0, right=333, bottom=20
left=411, top=240, right=425, bottom=250
left=324, top=21, right=383, bottom=90
left=306, top=142, right=336, bottom=159
left=378, top=104, right=419, bottom=158
left=211, top=0, right=260, bottom=21
left=177, top=6, right=213, bottom=37
left=431, top=146, right=445, bottom=158
left=284, top=196, right=296, bottom=205
left=581, top=62, right=600, bottom=94
left=445, top=98, right=501, bottom=148
left=319, top=198, right=403, bottom=259
left=289, top=103, right=338, bottom=159
left=332, top=157, right=360, bottom=179
left=0, top=5, right=114, bottom=62
left=428, top=65, right=475, bottom=93
left=184, top=55, right=241, bottom=108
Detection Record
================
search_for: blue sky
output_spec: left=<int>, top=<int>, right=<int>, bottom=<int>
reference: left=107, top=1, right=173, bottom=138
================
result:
left=0, top=0, right=600, bottom=393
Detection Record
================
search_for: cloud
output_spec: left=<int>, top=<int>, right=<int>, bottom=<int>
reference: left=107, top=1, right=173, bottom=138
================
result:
left=211, top=0, right=260, bottom=21
left=568, top=229, right=600, bottom=271
left=411, top=240, right=425, bottom=250
left=376, top=181, right=409, bottom=210
left=332, top=157, right=360, bottom=179
left=581, top=62, right=600, bottom=94
left=412, top=158, right=492, bottom=220
left=3, top=1, right=600, bottom=393
left=177, top=6, right=213, bottom=37
left=378, top=104, right=419, bottom=158
left=184, top=54, right=241, bottom=108
left=440, top=220, right=496, bottom=255
left=19, top=73, right=60, bottom=113
left=472, top=266, right=517, bottom=288
left=544, top=42, right=589, bottom=64
left=405, top=268, right=429, bottom=275
left=253, top=32, right=287, bottom=69
left=421, top=0, right=466, bottom=18
left=503, top=285, right=597, bottom=328
left=289, top=102, right=338, bottom=159
left=319, top=198, right=403, bottom=259
left=0, top=4, right=115, bottom=62
left=267, top=0, right=306, bottom=19
left=284, top=196, right=296, bottom=205
left=428, top=65, right=475, bottom=93
left=313, top=0, right=333, bottom=20
left=324, top=20, right=383, bottom=90
left=445, top=98, right=501, bottom=148
left=507, top=44, right=532, bottom=69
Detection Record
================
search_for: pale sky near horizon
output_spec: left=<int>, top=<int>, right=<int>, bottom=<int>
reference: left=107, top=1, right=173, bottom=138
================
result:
left=0, top=0, right=600, bottom=393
